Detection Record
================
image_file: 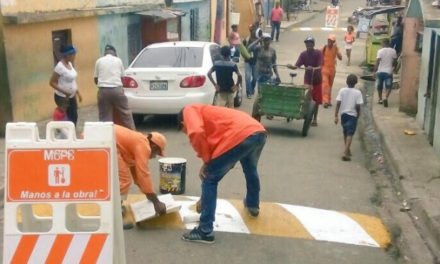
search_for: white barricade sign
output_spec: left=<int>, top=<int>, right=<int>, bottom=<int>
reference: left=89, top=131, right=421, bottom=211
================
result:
left=325, top=6, right=339, bottom=28
left=3, top=121, right=125, bottom=264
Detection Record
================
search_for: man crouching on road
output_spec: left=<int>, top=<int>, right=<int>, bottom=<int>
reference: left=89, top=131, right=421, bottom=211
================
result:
left=115, top=124, right=167, bottom=229
left=178, top=104, right=267, bottom=243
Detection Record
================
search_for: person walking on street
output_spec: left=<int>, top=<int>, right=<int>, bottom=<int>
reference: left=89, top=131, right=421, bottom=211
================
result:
left=178, top=104, right=267, bottom=244
left=334, top=74, right=363, bottom=161
left=287, top=36, right=323, bottom=126
left=114, top=124, right=167, bottom=228
left=270, top=2, right=283, bottom=42
left=94, top=45, right=136, bottom=130
left=344, top=25, right=355, bottom=66
left=49, top=44, right=82, bottom=126
left=208, top=46, right=242, bottom=108
left=374, top=39, right=397, bottom=107
left=321, top=34, right=342, bottom=108
left=255, top=33, right=281, bottom=88
left=243, top=23, right=260, bottom=99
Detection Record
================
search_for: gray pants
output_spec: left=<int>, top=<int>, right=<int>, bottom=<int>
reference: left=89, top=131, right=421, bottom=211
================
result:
left=97, top=87, right=135, bottom=130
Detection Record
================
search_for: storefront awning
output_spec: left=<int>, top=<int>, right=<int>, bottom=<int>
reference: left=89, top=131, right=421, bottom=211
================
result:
left=136, top=9, right=185, bottom=21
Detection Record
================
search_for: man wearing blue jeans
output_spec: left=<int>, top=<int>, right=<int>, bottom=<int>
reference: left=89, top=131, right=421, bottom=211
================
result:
left=178, top=104, right=267, bottom=244
left=374, top=38, right=397, bottom=107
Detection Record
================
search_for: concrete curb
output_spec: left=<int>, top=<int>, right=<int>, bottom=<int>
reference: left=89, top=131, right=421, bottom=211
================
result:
left=370, top=105, right=440, bottom=257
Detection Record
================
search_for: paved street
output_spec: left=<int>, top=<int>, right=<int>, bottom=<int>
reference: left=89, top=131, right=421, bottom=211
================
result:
left=0, top=1, right=404, bottom=263
left=121, top=1, right=396, bottom=263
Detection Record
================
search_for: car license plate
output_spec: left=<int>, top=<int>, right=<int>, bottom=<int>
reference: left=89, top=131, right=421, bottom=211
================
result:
left=150, top=81, right=168, bottom=91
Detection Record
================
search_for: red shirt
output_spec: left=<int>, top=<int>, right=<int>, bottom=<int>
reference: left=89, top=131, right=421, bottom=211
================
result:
left=271, top=7, right=284, bottom=22
left=183, top=104, right=266, bottom=163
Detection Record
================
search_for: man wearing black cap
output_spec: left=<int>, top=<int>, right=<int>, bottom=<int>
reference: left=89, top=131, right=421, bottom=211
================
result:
left=94, top=45, right=135, bottom=130
left=287, top=36, right=323, bottom=126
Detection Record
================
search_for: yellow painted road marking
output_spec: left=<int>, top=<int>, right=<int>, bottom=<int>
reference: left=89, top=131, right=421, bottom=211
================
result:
left=229, top=200, right=313, bottom=239
left=343, top=212, right=391, bottom=248
left=26, top=195, right=390, bottom=248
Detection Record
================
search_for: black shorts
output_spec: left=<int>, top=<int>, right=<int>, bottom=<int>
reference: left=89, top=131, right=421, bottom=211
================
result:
left=341, top=113, right=358, bottom=136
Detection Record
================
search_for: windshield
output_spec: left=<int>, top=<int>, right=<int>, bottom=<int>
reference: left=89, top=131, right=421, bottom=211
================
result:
left=131, top=47, right=204, bottom=68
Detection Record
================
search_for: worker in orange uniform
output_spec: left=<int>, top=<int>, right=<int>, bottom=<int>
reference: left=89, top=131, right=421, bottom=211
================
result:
left=115, top=124, right=167, bottom=227
left=178, top=104, right=267, bottom=244
left=321, top=34, right=342, bottom=108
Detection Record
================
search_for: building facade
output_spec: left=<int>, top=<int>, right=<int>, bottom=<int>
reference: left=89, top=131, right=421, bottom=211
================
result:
left=404, top=0, right=440, bottom=156
left=0, top=0, right=183, bottom=132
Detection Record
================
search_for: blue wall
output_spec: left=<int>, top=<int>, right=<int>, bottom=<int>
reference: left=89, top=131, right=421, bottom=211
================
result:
left=173, top=0, right=211, bottom=41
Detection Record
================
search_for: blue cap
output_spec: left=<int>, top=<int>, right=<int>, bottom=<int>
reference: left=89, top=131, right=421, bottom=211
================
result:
left=60, top=45, right=77, bottom=56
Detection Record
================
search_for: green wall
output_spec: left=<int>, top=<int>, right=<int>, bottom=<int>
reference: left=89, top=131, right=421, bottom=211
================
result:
left=97, top=14, right=141, bottom=68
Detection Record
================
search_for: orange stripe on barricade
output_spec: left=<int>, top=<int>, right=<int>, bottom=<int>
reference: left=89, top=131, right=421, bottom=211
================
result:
left=45, top=234, right=74, bottom=263
left=80, top=234, right=108, bottom=263
left=10, top=235, right=38, bottom=264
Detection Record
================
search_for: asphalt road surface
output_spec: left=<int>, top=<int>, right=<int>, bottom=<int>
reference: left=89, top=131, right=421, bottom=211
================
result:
left=0, top=1, right=399, bottom=263
left=122, top=1, right=397, bottom=263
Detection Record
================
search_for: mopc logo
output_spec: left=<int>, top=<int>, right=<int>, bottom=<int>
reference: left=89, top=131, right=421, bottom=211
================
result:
left=48, top=164, right=71, bottom=186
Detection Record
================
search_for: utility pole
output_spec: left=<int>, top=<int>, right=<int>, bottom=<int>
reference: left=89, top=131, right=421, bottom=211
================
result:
left=0, top=5, right=13, bottom=136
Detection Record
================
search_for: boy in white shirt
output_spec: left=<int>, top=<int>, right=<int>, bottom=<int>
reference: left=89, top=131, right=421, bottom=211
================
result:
left=335, top=74, right=364, bottom=161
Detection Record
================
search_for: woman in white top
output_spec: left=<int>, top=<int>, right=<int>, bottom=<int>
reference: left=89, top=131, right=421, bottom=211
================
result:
left=49, top=45, right=82, bottom=125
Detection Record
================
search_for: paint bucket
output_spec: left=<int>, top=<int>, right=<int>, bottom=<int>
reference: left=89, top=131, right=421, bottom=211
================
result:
left=159, top=157, right=186, bottom=195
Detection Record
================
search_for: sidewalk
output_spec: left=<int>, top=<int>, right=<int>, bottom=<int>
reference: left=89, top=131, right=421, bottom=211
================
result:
left=371, top=89, right=440, bottom=253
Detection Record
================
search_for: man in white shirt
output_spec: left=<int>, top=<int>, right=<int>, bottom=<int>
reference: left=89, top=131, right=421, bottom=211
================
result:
left=374, top=39, right=397, bottom=107
left=335, top=74, right=363, bottom=161
left=94, top=45, right=135, bottom=130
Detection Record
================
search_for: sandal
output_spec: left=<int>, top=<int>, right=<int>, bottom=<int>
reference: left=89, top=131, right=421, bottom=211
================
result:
left=311, top=121, right=318, bottom=127
left=182, top=227, right=215, bottom=244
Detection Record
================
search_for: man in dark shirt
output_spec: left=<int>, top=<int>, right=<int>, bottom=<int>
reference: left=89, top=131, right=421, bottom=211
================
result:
left=288, top=36, right=323, bottom=126
left=208, top=46, right=242, bottom=108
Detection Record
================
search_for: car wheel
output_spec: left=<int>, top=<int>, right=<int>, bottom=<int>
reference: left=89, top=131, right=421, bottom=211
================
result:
left=132, top=114, right=144, bottom=125
left=234, top=86, right=243, bottom=107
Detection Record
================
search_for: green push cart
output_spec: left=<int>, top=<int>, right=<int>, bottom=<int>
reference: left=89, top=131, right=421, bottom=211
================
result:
left=251, top=81, right=315, bottom=137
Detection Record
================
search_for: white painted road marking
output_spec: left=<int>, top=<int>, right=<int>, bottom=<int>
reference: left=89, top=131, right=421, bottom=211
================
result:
left=291, top=27, right=348, bottom=32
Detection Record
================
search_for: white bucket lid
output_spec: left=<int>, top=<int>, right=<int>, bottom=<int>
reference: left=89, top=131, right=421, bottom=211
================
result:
left=159, top=157, right=187, bottom=164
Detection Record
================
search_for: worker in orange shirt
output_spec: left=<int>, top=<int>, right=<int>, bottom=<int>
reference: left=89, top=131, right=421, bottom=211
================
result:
left=115, top=124, right=167, bottom=227
left=322, top=34, right=342, bottom=108
left=178, top=104, right=267, bottom=243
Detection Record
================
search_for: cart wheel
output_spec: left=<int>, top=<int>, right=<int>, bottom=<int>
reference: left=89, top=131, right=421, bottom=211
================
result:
left=302, top=100, right=316, bottom=137
left=252, top=99, right=262, bottom=122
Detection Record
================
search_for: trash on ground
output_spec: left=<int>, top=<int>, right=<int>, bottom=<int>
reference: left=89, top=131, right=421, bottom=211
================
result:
left=400, top=200, right=411, bottom=212
left=404, top=129, right=416, bottom=135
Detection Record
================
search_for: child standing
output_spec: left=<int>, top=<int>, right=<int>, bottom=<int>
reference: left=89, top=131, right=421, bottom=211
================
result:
left=228, top=24, right=241, bottom=62
left=344, top=26, right=355, bottom=66
left=52, top=104, right=69, bottom=139
left=334, top=74, right=363, bottom=161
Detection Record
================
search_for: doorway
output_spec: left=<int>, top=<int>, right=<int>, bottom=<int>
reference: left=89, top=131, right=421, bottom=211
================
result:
left=52, top=29, right=71, bottom=65
left=426, top=32, right=440, bottom=145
